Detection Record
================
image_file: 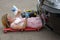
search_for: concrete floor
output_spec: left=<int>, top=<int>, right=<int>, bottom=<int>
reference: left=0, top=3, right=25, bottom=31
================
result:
left=0, top=0, right=60, bottom=40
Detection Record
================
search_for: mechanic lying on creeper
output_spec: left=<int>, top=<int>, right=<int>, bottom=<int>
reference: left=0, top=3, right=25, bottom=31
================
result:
left=6, top=5, right=42, bottom=30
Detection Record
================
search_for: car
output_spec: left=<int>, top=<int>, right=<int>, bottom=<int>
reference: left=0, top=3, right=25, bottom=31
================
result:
left=37, top=0, right=60, bottom=34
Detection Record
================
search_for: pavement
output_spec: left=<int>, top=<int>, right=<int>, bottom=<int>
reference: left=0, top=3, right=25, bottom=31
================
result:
left=0, top=0, right=60, bottom=40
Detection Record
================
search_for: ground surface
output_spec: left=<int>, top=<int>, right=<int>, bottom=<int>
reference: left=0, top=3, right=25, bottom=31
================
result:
left=0, top=0, right=60, bottom=40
